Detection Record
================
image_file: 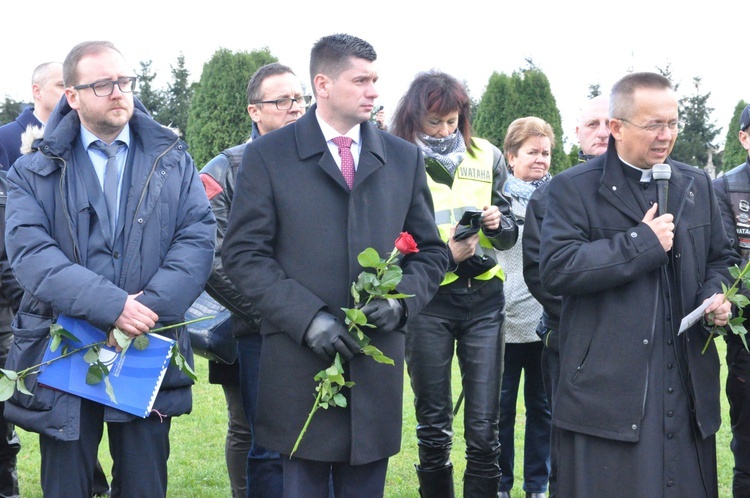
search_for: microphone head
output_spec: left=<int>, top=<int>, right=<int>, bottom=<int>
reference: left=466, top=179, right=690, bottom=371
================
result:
left=652, top=163, right=671, bottom=180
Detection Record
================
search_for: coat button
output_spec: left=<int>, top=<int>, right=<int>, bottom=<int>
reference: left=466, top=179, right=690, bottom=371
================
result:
left=643, top=339, right=649, bottom=345
left=612, top=186, right=617, bottom=191
left=632, top=424, right=637, bottom=430
left=137, top=218, right=144, bottom=224
left=630, top=232, right=638, bottom=238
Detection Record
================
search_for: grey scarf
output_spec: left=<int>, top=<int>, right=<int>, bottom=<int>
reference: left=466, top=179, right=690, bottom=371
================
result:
left=416, top=130, right=466, bottom=174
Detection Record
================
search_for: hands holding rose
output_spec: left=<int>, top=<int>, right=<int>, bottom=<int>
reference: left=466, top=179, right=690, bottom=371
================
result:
left=704, top=293, right=733, bottom=327
left=304, top=311, right=361, bottom=361
left=360, top=298, right=404, bottom=332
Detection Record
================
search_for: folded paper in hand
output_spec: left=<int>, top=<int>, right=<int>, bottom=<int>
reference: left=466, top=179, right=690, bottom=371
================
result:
left=37, top=315, right=174, bottom=418
left=679, top=293, right=717, bottom=335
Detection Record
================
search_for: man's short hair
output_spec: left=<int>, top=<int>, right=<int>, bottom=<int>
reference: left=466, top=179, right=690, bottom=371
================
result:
left=610, top=72, right=673, bottom=121
left=63, top=41, right=121, bottom=87
left=246, top=63, right=296, bottom=106
left=32, top=62, right=61, bottom=86
left=309, top=34, right=376, bottom=89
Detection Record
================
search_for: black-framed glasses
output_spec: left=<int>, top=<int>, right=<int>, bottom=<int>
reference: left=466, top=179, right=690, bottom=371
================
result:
left=616, top=118, right=683, bottom=134
left=251, top=95, right=312, bottom=110
left=73, top=76, right=137, bottom=97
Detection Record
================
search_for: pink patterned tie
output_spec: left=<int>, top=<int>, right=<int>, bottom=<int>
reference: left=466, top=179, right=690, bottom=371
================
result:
left=332, top=136, right=355, bottom=189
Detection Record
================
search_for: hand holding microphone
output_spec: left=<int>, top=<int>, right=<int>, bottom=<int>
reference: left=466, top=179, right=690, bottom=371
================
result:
left=643, top=201, right=674, bottom=252
left=645, top=163, right=674, bottom=252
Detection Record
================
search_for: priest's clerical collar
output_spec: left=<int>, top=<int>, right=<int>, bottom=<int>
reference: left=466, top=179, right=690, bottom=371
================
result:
left=619, top=155, right=653, bottom=182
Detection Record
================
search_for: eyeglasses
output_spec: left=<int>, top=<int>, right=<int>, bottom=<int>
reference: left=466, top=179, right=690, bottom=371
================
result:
left=73, top=76, right=137, bottom=97
left=251, top=95, right=312, bottom=110
left=616, top=118, right=683, bottom=134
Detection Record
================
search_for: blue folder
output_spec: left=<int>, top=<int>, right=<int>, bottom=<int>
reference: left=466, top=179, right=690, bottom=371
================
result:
left=37, top=315, right=174, bottom=418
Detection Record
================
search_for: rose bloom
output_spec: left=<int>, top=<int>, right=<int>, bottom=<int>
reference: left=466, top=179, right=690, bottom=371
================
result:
left=395, top=232, right=419, bottom=254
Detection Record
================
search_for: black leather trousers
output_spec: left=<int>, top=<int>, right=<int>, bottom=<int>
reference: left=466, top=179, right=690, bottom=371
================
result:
left=405, top=286, right=504, bottom=478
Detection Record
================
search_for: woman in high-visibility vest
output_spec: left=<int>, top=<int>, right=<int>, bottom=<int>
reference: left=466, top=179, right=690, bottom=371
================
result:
left=392, top=70, right=519, bottom=498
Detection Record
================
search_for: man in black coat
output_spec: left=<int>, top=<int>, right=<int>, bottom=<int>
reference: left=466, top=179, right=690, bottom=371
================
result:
left=539, top=72, right=738, bottom=497
left=200, top=62, right=310, bottom=497
left=222, top=34, right=447, bottom=497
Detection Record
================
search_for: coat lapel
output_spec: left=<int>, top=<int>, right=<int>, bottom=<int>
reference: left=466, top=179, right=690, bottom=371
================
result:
left=663, top=159, right=693, bottom=228
left=295, top=108, right=347, bottom=190
left=295, top=107, right=386, bottom=192
left=598, top=150, right=645, bottom=223
left=352, top=121, right=386, bottom=189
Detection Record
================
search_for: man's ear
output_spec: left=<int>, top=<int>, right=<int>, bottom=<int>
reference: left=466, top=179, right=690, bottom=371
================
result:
left=65, top=88, right=80, bottom=110
left=313, top=74, right=330, bottom=100
left=248, top=104, right=261, bottom=123
left=31, top=83, right=42, bottom=103
left=739, top=130, right=750, bottom=152
left=609, top=118, right=624, bottom=141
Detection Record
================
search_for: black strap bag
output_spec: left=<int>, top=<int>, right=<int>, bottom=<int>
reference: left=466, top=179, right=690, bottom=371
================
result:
left=184, top=291, right=236, bottom=364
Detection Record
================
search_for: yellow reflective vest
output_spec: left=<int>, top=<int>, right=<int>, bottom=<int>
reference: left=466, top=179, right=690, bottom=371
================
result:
left=426, top=138, right=505, bottom=286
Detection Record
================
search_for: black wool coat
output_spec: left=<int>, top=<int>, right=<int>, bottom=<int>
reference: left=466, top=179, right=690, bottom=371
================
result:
left=222, top=107, right=448, bottom=464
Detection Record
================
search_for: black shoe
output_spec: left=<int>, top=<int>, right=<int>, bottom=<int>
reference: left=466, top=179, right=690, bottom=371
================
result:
left=526, top=493, right=546, bottom=498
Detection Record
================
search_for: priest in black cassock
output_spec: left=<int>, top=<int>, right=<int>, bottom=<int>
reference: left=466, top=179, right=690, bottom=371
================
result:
left=539, top=71, right=739, bottom=498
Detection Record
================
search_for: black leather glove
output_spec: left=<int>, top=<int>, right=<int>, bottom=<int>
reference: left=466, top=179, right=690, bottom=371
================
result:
left=303, top=311, right=361, bottom=361
left=360, top=298, right=404, bottom=332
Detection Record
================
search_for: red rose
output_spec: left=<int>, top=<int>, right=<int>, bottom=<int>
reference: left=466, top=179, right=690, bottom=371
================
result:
left=395, top=232, right=419, bottom=255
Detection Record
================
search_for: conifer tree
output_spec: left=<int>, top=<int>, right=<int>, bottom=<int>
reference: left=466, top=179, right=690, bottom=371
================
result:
left=135, top=60, right=165, bottom=120
left=0, top=97, right=24, bottom=126
left=186, top=48, right=277, bottom=168
left=671, top=77, right=721, bottom=169
left=160, top=53, right=193, bottom=141
left=474, top=71, right=518, bottom=148
left=475, top=65, right=570, bottom=174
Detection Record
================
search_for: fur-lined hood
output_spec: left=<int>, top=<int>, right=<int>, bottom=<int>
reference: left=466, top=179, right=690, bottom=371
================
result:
left=19, top=124, right=44, bottom=156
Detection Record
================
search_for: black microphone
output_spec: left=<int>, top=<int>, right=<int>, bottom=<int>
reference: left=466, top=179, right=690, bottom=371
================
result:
left=652, top=163, right=671, bottom=216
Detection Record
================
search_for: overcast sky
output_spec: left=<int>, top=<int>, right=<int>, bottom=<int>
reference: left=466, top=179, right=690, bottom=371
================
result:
left=2, top=0, right=744, bottom=150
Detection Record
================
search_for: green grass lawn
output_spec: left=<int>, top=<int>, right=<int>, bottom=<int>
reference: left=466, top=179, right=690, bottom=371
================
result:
left=15, top=340, right=736, bottom=497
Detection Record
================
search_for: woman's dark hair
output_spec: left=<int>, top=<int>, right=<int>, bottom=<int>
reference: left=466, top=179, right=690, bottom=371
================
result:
left=391, top=70, right=475, bottom=155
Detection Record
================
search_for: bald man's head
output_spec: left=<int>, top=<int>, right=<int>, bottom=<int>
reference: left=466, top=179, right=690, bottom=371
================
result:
left=575, top=95, right=610, bottom=157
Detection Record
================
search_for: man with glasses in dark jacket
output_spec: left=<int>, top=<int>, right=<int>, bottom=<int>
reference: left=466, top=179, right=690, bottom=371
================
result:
left=4, top=41, right=214, bottom=497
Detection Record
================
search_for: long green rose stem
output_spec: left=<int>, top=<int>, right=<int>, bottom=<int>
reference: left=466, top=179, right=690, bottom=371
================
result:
left=290, top=376, right=327, bottom=457
left=701, top=262, right=750, bottom=354
left=15, top=341, right=107, bottom=379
